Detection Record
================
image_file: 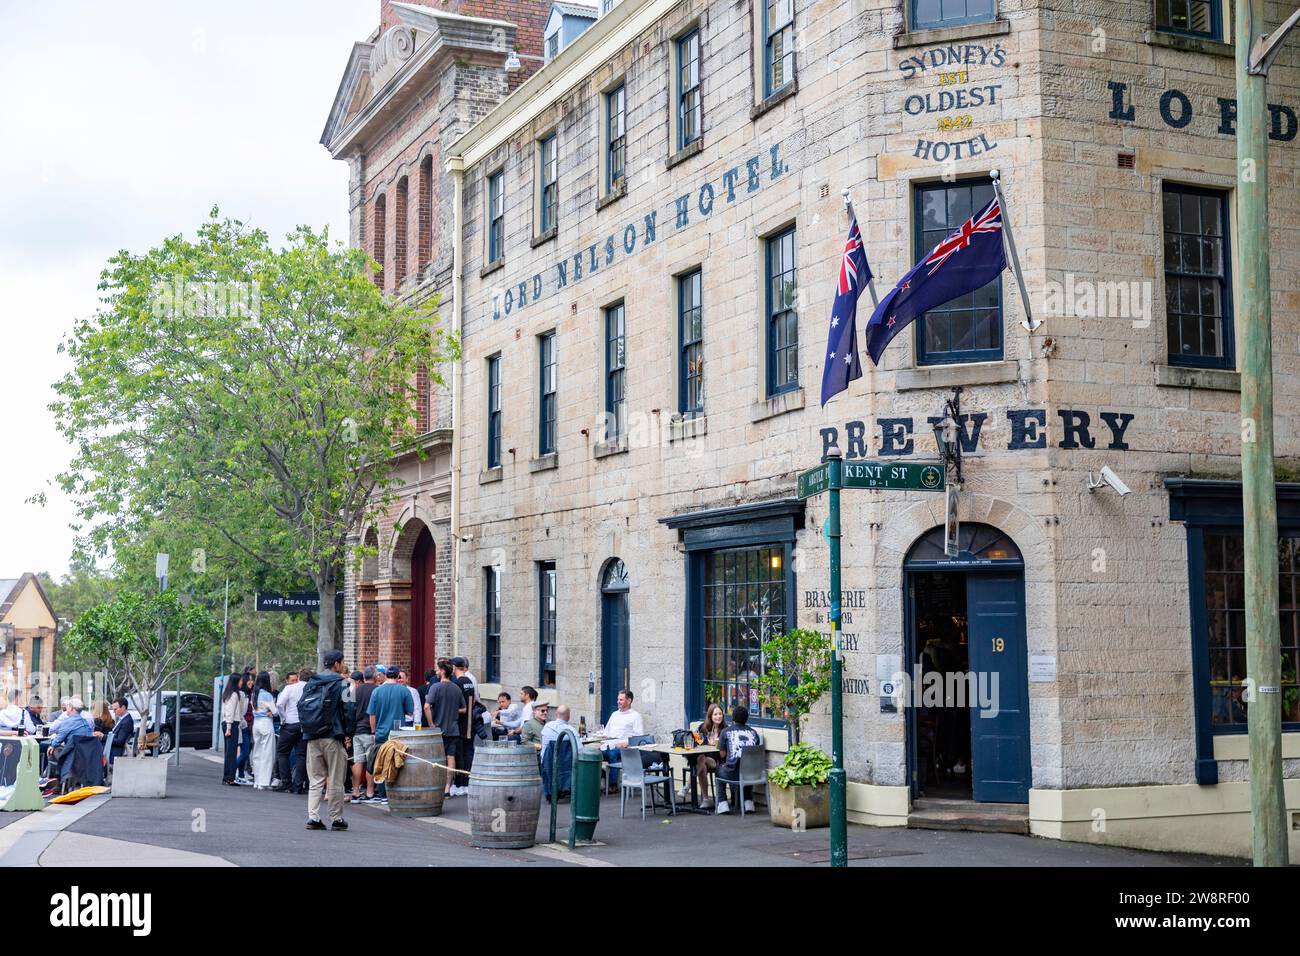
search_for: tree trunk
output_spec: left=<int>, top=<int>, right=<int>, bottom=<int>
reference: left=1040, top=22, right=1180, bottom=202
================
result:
left=313, top=571, right=339, bottom=670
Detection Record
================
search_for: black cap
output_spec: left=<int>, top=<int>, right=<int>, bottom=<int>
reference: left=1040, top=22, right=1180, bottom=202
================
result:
left=350, top=670, right=364, bottom=681
left=323, top=650, right=345, bottom=668
left=451, top=656, right=468, bottom=668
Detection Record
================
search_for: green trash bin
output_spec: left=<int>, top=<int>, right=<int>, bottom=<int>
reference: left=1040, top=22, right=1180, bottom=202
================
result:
left=572, top=747, right=603, bottom=843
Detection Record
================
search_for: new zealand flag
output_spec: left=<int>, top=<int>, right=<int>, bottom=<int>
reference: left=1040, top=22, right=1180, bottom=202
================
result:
left=820, top=214, right=873, bottom=406
left=865, top=196, right=1005, bottom=365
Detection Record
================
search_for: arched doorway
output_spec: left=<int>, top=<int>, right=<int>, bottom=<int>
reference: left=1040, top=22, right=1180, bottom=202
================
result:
left=600, top=559, right=630, bottom=721
left=903, top=523, right=1030, bottom=803
left=409, top=527, right=436, bottom=684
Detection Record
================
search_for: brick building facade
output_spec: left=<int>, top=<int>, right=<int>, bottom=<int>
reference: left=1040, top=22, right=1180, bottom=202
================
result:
left=439, top=0, right=1300, bottom=856
left=322, top=0, right=550, bottom=680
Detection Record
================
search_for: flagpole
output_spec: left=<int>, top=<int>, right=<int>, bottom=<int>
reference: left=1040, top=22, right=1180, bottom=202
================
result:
left=989, top=170, right=1038, bottom=332
left=842, top=189, right=879, bottom=308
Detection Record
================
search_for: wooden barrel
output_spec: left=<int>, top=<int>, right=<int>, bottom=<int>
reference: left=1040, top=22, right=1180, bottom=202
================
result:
left=468, top=740, right=543, bottom=849
left=386, top=728, right=447, bottom=817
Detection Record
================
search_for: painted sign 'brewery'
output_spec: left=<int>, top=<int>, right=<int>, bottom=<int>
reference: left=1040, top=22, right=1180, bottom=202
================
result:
left=818, top=409, right=1136, bottom=459
left=487, top=140, right=789, bottom=321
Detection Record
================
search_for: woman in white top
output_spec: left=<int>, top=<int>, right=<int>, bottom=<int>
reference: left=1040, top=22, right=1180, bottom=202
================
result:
left=249, top=671, right=278, bottom=789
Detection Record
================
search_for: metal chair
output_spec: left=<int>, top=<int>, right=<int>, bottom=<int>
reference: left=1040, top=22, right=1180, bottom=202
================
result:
left=619, top=746, right=676, bottom=820
left=714, top=743, right=767, bottom=816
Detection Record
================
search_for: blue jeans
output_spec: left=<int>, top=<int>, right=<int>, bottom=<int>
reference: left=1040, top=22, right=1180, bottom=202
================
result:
left=236, top=726, right=253, bottom=775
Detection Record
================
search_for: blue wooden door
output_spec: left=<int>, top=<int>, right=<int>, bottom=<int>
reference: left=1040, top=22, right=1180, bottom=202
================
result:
left=601, top=592, right=629, bottom=720
left=965, top=573, right=1030, bottom=802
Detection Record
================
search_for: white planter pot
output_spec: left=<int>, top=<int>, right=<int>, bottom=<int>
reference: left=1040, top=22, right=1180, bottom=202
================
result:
left=110, top=757, right=168, bottom=798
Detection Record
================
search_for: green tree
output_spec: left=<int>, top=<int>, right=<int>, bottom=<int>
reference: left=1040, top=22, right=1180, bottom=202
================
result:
left=51, top=211, right=455, bottom=665
left=755, top=627, right=833, bottom=744
left=64, top=590, right=222, bottom=751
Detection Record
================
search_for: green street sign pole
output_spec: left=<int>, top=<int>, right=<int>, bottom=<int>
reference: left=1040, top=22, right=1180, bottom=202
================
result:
left=1237, top=0, right=1289, bottom=867
left=826, top=443, right=847, bottom=868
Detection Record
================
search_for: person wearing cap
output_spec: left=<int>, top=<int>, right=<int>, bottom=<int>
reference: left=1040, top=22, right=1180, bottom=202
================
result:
left=303, top=650, right=351, bottom=831
left=451, top=657, right=480, bottom=791
left=366, top=662, right=413, bottom=805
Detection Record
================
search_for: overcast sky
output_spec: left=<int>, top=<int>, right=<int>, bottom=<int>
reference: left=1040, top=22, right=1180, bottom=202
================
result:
left=0, top=1, right=376, bottom=580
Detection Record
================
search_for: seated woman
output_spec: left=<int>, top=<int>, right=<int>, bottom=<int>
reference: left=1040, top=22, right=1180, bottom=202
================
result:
left=691, top=703, right=726, bottom=809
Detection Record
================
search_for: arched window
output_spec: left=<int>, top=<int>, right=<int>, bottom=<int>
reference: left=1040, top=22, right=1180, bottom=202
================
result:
left=394, top=176, right=409, bottom=288
left=905, top=522, right=1022, bottom=565
left=601, top=559, right=629, bottom=592
left=372, top=193, right=387, bottom=290
left=418, top=155, right=433, bottom=273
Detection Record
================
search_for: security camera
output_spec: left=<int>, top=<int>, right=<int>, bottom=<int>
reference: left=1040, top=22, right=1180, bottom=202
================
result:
left=459, top=533, right=475, bottom=543
left=1087, top=465, right=1131, bottom=497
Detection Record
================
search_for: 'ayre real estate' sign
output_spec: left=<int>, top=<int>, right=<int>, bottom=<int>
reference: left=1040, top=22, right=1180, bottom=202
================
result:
left=486, top=141, right=791, bottom=322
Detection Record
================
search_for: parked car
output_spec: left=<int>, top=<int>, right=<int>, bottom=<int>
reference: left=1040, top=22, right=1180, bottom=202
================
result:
left=128, top=691, right=214, bottom=754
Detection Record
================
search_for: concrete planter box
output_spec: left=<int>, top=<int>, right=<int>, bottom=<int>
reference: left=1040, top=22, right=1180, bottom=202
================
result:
left=768, top=783, right=830, bottom=829
left=110, top=757, right=168, bottom=798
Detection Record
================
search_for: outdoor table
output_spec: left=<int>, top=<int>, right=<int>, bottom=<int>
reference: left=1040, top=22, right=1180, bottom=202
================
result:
left=633, top=743, right=720, bottom=813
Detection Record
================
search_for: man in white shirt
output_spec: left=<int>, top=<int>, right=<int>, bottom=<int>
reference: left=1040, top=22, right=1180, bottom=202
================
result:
left=0, top=691, right=36, bottom=735
left=600, top=688, right=644, bottom=792
left=274, top=668, right=311, bottom=793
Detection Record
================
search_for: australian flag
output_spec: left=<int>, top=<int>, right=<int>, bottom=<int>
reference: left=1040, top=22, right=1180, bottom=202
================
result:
left=820, top=213, right=873, bottom=406
left=865, top=196, right=1005, bottom=365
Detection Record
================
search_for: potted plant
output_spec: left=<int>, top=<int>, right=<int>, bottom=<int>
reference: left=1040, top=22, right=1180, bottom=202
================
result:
left=755, top=627, right=833, bottom=829
left=64, top=589, right=220, bottom=797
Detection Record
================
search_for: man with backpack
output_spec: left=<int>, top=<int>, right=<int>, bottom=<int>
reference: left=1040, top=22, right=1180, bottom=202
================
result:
left=300, top=650, right=351, bottom=832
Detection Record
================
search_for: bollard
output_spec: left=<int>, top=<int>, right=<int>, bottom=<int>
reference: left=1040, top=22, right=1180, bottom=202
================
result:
left=572, top=747, right=602, bottom=845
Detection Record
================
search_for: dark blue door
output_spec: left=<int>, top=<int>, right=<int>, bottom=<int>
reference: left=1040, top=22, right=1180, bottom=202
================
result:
left=965, top=573, right=1030, bottom=803
left=601, top=592, right=629, bottom=720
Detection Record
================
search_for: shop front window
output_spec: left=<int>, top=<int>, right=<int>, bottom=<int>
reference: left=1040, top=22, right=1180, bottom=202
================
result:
left=1203, top=532, right=1300, bottom=728
left=702, top=545, right=786, bottom=717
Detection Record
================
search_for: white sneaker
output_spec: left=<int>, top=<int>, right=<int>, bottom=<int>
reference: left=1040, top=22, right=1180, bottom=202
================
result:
left=700, top=798, right=713, bottom=809
left=715, top=800, right=730, bottom=815
left=953, top=761, right=967, bottom=774
left=270, top=778, right=281, bottom=788
left=676, top=786, right=689, bottom=800
left=743, top=800, right=755, bottom=813
left=458, top=785, right=471, bottom=796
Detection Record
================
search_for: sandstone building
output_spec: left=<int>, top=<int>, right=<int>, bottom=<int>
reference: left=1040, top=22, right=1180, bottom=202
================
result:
left=330, top=0, right=1300, bottom=857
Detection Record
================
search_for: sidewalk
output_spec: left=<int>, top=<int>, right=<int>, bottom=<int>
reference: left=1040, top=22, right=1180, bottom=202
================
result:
left=34, top=751, right=1243, bottom=868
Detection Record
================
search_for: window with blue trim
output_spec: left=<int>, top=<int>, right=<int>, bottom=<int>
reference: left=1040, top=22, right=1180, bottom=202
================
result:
left=702, top=545, right=786, bottom=718
left=1201, top=532, right=1300, bottom=729
left=1163, top=184, right=1233, bottom=369
left=485, top=566, right=501, bottom=684
left=606, top=85, right=625, bottom=191
left=914, top=179, right=1002, bottom=365
left=487, top=170, right=504, bottom=265
left=539, top=331, right=557, bottom=456
left=679, top=269, right=703, bottom=416
left=538, top=561, right=557, bottom=687
left=677, top=30, right=701, bottom=150
left=538, top=134, right=558, bottom=234
left=911, top=0, right=995, bottom=30
left=765, top=227, right=798, bottom=395
left=1155, top=0, right=1221, bottom=39
left=486, top=354, right=502, bottom=469
left=605, top=302, right=626, bottom=440
left=762, top=0, right=794, bottom=98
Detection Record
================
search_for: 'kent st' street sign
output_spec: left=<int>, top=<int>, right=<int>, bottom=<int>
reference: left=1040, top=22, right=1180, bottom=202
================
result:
left=798, top=460, right=946, bottom=499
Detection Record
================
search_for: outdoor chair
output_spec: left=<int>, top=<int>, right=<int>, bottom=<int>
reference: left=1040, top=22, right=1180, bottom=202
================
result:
left=62, top=736, right=106, bottom=793
left=714, top=743, right=767, bottom=817
left=619, top=744, right=676, bottom=820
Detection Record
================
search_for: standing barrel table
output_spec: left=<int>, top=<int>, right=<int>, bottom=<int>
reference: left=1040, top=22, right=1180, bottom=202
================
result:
left=468, top=739, right=543, bottom=848
left=386, top=728, right=447, bottom=817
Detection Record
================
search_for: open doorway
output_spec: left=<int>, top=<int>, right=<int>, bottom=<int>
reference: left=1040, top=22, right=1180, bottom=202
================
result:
left=911, top=571, right=972, bottom=798
left=904, top=523, right=1031, bottom=804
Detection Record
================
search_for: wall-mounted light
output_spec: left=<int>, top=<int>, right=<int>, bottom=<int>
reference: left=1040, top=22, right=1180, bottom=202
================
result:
left=931, top=385, right=964, bottom=483
left=504, top=50, right=521, bottom=71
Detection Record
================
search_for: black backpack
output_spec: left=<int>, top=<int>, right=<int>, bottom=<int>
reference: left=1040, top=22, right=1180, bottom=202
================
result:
left=299, top=675, right=340, bottom=740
